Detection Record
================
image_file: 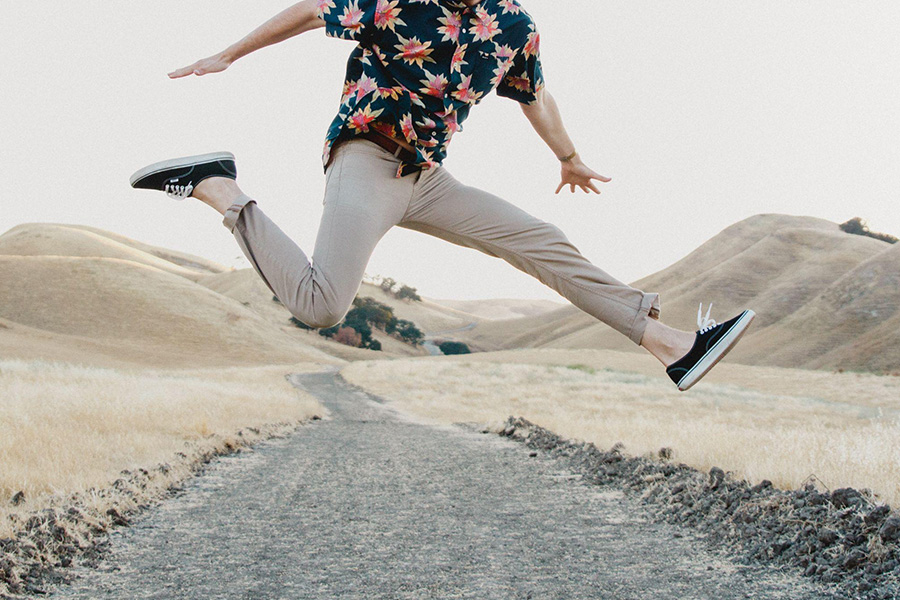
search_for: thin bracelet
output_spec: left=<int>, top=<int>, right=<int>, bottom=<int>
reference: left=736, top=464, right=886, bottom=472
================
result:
left=558, top=150, right=577, bottom=162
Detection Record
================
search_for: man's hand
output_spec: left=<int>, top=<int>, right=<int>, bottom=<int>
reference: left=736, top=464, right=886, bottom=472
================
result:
left=556, top=157, right=611, bottom=194
left=168, top=51, right=233, bottom=79
left=167, top=2, right=323, bottom=80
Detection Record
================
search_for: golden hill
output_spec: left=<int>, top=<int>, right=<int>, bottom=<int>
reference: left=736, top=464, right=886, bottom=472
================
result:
left=0, top=223, right=227, bottom=279
left=425, top=297, right=564, bottom=321
left=0, top=224, right=338, bottom=368
left=453, top=214, right=900, bottom=373
left=0, top=223, right=491, bottom=367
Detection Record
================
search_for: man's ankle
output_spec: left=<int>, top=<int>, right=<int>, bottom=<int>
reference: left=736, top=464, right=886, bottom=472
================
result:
left=193, top=177, right=242, bottom=214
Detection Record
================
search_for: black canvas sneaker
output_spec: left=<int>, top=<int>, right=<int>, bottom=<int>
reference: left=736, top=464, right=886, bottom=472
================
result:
left=129, top=152, right=237, bottom=200
left=666, top=304, right=756, bottom=391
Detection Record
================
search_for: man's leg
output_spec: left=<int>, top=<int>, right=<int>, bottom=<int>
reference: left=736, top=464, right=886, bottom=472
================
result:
left=399, top=167, right=695, bottom=364
left=192, top=141, right=413, bottom=328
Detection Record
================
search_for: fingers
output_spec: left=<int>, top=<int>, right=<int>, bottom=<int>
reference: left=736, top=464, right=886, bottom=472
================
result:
left=168, top=59, right=214, bottom=78
left=588, top=168, right=611, bottom=183
left=168, top=64, right=198, bottom=79
left=555, top=182, right=564, bottom=194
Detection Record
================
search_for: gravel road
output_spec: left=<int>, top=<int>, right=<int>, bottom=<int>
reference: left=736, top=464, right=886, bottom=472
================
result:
left=48, top=368, right=832, bottom=599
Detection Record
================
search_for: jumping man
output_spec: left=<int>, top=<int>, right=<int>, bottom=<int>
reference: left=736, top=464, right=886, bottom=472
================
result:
left=129, top=0, right=755, bottom=390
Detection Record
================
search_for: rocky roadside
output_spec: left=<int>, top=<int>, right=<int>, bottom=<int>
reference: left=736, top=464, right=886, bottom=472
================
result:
left=0, top=419, right=319, bottom=600
left=499, top=417, right=900, bottom=600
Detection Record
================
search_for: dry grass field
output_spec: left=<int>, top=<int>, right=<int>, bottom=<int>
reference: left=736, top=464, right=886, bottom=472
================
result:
left=341, top=349, right=900, bottom=506
left=426, top=297, right=565, bottom=321
left=2, top=217, right=899, bottom=578
left=0, top=360, right=323, bottom=538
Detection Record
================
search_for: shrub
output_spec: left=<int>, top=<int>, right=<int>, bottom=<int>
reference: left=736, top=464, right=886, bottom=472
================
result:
left=343, top=308, right=374, bottom=345
left=352, top=297, right=395, bottom=330
left=288, top=293, right=419, bottom=350
left=394, top=319, right=424, bottom=345
left=318, top=324, right=340, bottom=339
left=380, top=277, right=397, bottom=294
left=438, top=341, right=470, bottom=355
left=385, top=317, right=398, bottom=334
left=334, top=326, right=362, bottom=348
left=840, top=218, right=898, bottom=244
left=394, top=285, right=422, bottom=302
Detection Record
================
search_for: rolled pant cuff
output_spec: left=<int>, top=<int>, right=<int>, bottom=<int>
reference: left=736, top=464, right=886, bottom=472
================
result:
left=628, top=292, right=661, bottom=346
left=222, top=194, right=257, bottom=233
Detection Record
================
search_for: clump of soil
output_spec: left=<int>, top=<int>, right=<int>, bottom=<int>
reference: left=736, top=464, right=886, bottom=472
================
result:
left=0, top=421, right=314, bottom=599
left=500, top=417, right=900, bottom=600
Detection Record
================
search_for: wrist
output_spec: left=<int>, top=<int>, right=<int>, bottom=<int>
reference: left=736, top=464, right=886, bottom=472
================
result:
left=220, top=45, right=241, bottom=64
left=557, top=149, right=577, bottom=163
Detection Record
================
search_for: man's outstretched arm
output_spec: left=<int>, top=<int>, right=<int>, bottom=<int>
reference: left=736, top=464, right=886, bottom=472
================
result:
left=519, top=88, right=611, bottom=195
left=168, top=0, right=324, bottom=79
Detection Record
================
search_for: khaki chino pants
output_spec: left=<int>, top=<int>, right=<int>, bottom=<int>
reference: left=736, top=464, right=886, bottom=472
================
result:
left=222, top=137, right=660, bottom=345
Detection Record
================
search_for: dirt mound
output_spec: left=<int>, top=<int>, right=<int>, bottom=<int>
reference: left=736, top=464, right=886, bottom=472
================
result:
left=502, top=417, right=899, bottom=600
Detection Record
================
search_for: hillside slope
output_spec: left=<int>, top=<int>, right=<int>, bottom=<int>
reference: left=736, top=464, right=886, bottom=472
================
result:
left=0, top=223, right=484, bottom=366
left=453, top=214, right=899, bottom=372
left=0, top=224, right=337, bottom=367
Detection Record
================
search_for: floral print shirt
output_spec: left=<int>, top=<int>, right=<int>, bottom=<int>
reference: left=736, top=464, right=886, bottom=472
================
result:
left=315, top=0, right=544, bottom=177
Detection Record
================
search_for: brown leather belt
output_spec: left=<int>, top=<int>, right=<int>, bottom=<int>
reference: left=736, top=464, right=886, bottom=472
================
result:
left=355, top=130, right=416, bottom=161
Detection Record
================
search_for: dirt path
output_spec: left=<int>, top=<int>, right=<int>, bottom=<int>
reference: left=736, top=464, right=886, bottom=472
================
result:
left=48, top=368, right=833, bottom=599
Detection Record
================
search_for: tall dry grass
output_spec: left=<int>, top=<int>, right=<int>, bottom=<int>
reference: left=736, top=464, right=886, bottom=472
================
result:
left=341, top=358, right=900, bottom=506
left=0, top=360, right=323, bottom=537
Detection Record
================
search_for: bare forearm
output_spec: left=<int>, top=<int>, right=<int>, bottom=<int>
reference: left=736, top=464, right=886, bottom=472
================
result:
left=520, top=89, right=577, bottom=160
left=169, top=1, right=324, bottom=78
left=520, top=88, right=611, bottom=194
left=224, top=0, right=324, bottom=63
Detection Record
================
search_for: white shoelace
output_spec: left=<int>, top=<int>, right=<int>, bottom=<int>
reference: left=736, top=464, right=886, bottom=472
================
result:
left=165, top=182, right=194, bottom=200
left=697, top=302, right=717, bottom=334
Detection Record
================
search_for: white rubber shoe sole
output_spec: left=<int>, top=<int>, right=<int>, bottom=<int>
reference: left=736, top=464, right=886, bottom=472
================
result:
left=128, top=151, right=235, bottom=188
left=676, top=310, right=756, bottom=391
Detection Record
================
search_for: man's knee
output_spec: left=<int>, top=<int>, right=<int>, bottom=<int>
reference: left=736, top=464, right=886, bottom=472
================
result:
left=292, top=307, right=346, bottom=330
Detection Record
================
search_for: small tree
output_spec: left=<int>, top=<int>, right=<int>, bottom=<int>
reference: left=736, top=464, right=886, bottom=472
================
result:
left=840, top=217, right=867, bottom=236
left=385, top=316, right=399, bottom=334
left=380, top=277, right=397, bottom=294
left=439, top=341, right=471, bottom=355
left=366, top=339, right=382, bottom=351
left=352, top=297, right=395, bottom=330
left=840, top=217, right=898, bottom=244
left=343, top=308, right=374, bottom=345
left=334, top=326, right=363, bottom=347
left=319, top=324, right=341, bottom=339
left=394, top=285, right=422, bottom=302
left=394, top=319, right=424, bottom=345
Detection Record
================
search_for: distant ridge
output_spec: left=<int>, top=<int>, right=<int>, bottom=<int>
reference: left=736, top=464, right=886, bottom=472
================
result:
left=453, top=214, right=900, bottom=373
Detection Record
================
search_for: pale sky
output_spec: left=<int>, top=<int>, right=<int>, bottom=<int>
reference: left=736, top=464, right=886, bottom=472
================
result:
left=2, top=2, right=898, bottom=301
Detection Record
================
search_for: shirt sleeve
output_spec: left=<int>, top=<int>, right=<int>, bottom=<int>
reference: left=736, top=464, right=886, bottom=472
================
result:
left=495, top=21, right=545, bottom=105
left=315, top=0, right=378, bottom=42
